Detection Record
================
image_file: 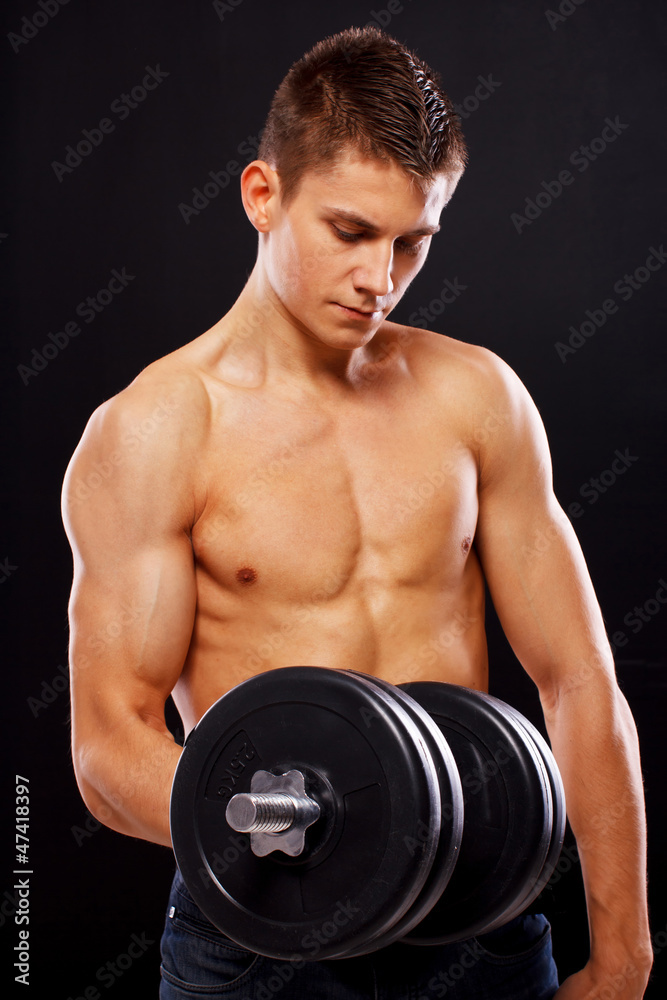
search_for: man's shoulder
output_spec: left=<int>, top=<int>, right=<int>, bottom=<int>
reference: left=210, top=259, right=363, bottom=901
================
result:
left=110, top=347, right=209, bottom=420
left=386, top=321, right=522, bottom=397
left=75, top=349, right=211, bottom=465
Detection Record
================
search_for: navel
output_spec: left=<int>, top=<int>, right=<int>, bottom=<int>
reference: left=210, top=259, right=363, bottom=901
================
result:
left=236, top=566, right=258, bottom=585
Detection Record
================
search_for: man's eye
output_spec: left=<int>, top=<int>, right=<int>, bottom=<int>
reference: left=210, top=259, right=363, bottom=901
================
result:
left=332, top=226, right=362, bottom=242
left=331, top=225, right=425, bottom=256
left=396, top=239, right=424, bottom=257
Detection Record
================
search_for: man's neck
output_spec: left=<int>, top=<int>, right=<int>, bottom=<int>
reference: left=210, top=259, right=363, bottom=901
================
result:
left=207, top=266, right=376, bottom=393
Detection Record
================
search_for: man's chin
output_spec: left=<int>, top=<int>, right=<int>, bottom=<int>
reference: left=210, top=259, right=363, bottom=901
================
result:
left=298, top=317, right=381, bottom=351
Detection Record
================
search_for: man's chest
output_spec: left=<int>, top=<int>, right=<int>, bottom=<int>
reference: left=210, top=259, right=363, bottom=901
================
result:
left=190, top=390, right=479, bottom=599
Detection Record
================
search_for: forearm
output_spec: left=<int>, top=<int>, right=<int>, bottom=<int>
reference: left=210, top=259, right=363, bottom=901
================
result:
left=73, top=713, right=182, bottom=847
left=542, top=670, right=652, bottom=973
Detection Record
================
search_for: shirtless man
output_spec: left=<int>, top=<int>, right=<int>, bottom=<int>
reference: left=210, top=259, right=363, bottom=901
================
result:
left=62, top=26, right=651, bottom=1000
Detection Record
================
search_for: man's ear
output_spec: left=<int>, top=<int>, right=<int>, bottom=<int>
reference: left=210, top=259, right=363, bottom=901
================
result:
left=240, top=160, right=281, bottom=233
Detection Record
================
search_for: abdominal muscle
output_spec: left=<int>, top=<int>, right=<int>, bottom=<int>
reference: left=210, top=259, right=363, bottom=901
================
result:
left=172, top=556, right=489, bottom=737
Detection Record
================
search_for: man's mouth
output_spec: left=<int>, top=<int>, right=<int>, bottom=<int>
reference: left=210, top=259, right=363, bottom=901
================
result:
left=333, top=302, right=382, bottom=319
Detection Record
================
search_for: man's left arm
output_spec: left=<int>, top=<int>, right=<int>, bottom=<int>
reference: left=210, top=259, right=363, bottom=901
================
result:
left=472, top=352, right=652, bottom=998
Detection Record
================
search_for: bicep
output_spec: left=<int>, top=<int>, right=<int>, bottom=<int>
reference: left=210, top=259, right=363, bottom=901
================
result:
left=473, top=363, right=613, bottom=700
left=68, top=536, right=196, bottom=723
left=63, top=398, right=198, bottom=740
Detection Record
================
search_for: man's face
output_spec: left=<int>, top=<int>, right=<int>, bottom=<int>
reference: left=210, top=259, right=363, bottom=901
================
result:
left=261, top=150, right=461, bottom=351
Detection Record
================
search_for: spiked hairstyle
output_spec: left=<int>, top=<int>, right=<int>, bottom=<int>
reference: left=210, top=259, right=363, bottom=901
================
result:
left=257, top=26, right=468, bottom=206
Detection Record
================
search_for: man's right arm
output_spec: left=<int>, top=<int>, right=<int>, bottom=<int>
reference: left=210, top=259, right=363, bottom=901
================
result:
left=62, top=377, right=201, bottom=847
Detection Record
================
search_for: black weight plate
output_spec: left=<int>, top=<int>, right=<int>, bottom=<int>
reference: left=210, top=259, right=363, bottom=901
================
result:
left=484, top=703, right=565, bottom=928
left=400, top=683, right=552, bottom=944
left=170, top=666, right=442, bottom=961
left=342, top=673, right=464, bottom=956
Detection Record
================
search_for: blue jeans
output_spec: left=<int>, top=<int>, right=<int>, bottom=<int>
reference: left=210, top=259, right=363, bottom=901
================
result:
left=159, top=868, right=559, bottom=999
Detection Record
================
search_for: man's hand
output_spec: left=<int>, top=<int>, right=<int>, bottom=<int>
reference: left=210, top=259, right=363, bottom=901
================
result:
left=554, top=952, right=652, bottom=999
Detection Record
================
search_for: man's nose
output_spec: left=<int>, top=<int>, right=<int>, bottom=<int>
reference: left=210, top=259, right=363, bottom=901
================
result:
left=353, top=243, right=395, bottom=298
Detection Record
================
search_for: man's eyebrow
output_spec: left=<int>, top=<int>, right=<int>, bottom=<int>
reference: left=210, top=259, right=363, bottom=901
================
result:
left=325, top=207, right=440, bottom=237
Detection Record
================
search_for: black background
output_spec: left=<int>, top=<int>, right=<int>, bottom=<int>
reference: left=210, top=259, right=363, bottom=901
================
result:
left=2, top=0, right=666, bottom=996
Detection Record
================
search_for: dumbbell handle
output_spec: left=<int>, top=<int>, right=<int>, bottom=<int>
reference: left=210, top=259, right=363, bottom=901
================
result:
left=225, top=770, right=321, bottom=856
left=226, top=791, right=319, bottom=834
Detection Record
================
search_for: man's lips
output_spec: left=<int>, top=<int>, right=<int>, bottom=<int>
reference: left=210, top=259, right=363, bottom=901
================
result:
left=333, top=302, right=382, bottom=319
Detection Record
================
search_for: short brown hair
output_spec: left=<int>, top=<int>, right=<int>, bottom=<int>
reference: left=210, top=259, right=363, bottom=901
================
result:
left=257, top=26, right=468, bottom=206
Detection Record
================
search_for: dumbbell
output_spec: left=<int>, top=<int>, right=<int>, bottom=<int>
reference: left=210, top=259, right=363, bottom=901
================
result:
left=170, top=666, right=565, bottom=961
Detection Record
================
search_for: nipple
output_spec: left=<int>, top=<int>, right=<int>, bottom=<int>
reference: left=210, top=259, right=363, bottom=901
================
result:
left=236, top=567, right=258, bottom=585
